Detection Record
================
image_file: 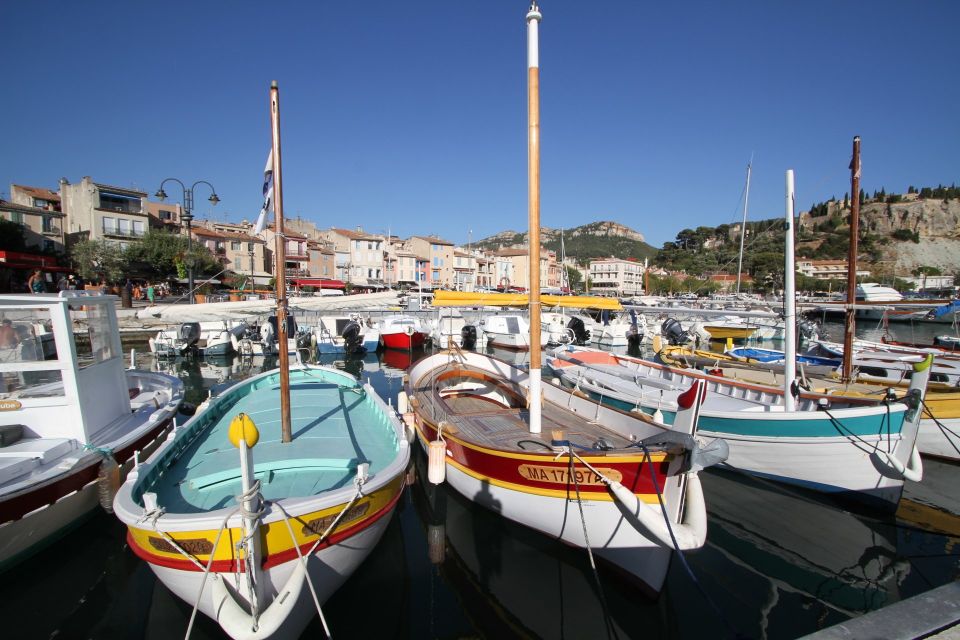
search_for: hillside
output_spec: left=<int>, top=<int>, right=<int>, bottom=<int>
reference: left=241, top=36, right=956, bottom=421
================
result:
left=475, top=220, right=658, bottom=263
left=656, top=192, right=960, bottom=283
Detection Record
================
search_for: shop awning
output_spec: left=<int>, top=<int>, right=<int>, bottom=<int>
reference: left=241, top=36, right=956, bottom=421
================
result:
left=0, top=250, right=72, bottom=272
left=290, top=278, right=346, bottom=289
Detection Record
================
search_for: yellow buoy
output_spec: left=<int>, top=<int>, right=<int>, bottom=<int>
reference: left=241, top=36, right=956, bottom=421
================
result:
left=228, top=413, right=260, bottom=449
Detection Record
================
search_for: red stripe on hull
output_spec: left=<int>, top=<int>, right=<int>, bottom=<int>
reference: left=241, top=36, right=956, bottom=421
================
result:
left=419, top=420, right=668, bottom=496
left=381, top=331, right=427, bottom=350
left=126, top=484, right=403, bottom=573
left=0, top=417, right=174, bottom=525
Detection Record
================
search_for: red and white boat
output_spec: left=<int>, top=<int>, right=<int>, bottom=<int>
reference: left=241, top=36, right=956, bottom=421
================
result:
left=378, top=314, right=429, bottom=350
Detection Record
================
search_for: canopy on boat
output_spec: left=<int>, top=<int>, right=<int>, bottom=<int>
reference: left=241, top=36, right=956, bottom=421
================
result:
left=432, top=290, right=622, bottom=310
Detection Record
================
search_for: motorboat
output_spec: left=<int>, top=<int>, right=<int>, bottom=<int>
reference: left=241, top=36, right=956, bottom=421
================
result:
left=378, top=315, right=429, bottom=350
left=0, top=292, right=183, bottom=570
left=311, top=314, right=380, bottom=355
left=149, top=320, right=248, bottom=357
left=856, top=283, right=903, bottom=303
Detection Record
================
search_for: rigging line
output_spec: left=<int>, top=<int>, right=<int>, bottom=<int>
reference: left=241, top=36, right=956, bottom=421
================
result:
left=639, top=444, right=744, bottom=640
left=920, top=398, right=960, bottom=456
left=566, top=449, right=619, bottom=640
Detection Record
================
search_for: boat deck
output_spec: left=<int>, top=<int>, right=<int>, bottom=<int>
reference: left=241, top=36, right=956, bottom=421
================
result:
left=410, top=365, right=636, bottom=454
left=152, top=373, right=400, bottom=514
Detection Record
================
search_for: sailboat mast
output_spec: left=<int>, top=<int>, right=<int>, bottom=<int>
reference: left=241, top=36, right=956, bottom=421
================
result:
left=783, top=170, right=797, bottom=412
left=736, top=158, right=752, bottom=295
left=842, top=136, right=861, bottom=383
left=526, top=1, right=542, bottom=434
left=270, top=80, right=293, bottom=443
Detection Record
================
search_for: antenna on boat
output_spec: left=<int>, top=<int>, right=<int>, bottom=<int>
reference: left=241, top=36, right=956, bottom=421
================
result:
left=526, top=1, right=543, bottom=434
left=270, top=80, right=294, bottom=443
left=784, top=169, right=797, bottom=412
left=842, top=136, right=861, bottom=383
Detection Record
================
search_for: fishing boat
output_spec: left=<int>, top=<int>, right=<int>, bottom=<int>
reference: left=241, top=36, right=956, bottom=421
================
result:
left=547, top=172, right=933, bottom=510
left=112, top=82, right=411, bottom=639
left=0, top=291, right=183, bottom=570
left=726, top=346, right=840, bottom=368
left=702, top=321, right=758, bottom=340
left=400, top=3, right=723, bottom=596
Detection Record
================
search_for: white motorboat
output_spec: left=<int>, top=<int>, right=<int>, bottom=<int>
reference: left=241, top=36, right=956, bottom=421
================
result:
left=149, top=320, right=248, bottom=357
left=0, top=292, right=183, bottom=570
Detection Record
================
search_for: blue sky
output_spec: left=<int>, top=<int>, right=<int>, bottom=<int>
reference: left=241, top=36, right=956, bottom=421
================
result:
left=2, top=1, right=957, bottom=247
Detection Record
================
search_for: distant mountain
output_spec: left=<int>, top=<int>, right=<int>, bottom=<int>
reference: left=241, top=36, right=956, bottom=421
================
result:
left=474, top=220, right=658, bottom=263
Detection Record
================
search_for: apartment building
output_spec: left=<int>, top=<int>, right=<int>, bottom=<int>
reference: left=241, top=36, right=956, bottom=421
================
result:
left=452, top=250, right=477, bottom=291
left=588, top=257, right=645, bottom=296
left=3, top=185, right=66, bottom=253
left=406, top=236, right=455, bottom=287
left=796, top=258, right=870, bottom=280
left=190, top=224, right=268, bottom=284
left=59, top=176, right=150, bottom=249
left=320, top=227, right=386, bottom=287
left=492, top=248, right=559, bottom=291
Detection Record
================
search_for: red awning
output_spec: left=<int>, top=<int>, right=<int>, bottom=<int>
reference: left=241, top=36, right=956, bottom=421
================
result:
left=0, top=250, right=72, bottom=272
left=290, top=278, right=346, bottom=289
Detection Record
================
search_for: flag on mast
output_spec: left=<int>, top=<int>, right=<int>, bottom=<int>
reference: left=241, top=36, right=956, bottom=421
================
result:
left=252, top=150, right=273, bottom=234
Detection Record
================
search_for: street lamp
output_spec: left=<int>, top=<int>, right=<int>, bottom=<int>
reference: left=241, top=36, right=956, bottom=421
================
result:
left=155, top=178, right=220, bottom=303
left=248, top=245, right=255, bottom=294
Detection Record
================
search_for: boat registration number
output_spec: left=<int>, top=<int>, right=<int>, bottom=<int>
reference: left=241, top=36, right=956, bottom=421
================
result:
left=517, top=464, right=621, bottom=486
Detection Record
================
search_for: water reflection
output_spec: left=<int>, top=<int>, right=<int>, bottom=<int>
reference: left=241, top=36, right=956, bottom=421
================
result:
left=0, top=341, right=955, bottom=640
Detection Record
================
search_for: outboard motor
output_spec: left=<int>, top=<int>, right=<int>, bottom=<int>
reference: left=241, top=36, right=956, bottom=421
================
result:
left=798, top=318, right=820, bottom=343
left=460, top=324, right=478, bottom=349
left=626, top=309, right=642, bottom=345
left=341, top=320, right=364, bottom=354
left=661, top=318, right=691, bottom=346
left=566, top=317, right=591, bottom=345
left=177, top=322, right=201, bottom=354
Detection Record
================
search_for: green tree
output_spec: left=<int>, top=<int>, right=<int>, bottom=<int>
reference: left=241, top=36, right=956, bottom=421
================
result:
left=563, top=265, right=583, bottom=291
left=70, top=239, right=126, bottom=284
left=123, top=230, right=220, bottom=280
left=0, top=219, right=28, bottom=252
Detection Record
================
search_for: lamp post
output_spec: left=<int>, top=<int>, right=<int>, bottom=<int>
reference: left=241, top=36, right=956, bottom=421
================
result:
left=155, top=179, right=220, bottom=303
left=248, top=245, right=255, bottom=294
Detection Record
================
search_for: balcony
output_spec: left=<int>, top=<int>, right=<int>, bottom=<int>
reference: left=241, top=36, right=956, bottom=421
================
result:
left=42, top=226, right=61, bottom=236
left=101, top=227, right=145, bottom=239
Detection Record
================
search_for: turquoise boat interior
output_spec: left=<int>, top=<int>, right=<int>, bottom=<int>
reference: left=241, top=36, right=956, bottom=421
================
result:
left=136, top=368, right=402, bottom=514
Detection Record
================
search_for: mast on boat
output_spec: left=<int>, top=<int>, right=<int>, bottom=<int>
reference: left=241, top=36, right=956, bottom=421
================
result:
left=783, top=170, right=797, bottom=412
left=270, top=80, right=294, bottom=443
left=736, top=157, right=752, bottom=295
left=527, top=1, right=542, bottom=434
left=842, top=136, right=861, bottom=383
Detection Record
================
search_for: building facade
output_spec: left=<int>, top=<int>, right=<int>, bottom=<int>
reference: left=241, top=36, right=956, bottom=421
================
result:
left=588, top=258, right=645, bottom=296
left=407, top=236, right=455, bottom=288
left=60, top=176, right=149, bottom=249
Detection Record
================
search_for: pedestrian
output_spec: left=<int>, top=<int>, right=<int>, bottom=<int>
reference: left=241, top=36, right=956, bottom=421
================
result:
left=67, top=275, right=77, bottom=290
left=0, top=319, right=18, bottom=348
left=57, top=275, right=69, bottom=292
left=28, top=270, right=45, bottom=294
left=147, top=283, right=156, bottom=304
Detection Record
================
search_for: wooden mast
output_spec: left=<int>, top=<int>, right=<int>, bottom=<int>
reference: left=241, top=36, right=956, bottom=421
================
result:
left=526, top=1, right=542, bottom=434
left=842, top=136, right=861, bottom=383
left=270, top=80, right=293, bottom=443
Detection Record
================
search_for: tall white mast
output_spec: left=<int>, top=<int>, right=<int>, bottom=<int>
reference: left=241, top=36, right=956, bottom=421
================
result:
left=526, top=1, right=542, bottom=434
left=783, top=169, right=797, bottom=412
left=736, top=157, right=752, bottom=295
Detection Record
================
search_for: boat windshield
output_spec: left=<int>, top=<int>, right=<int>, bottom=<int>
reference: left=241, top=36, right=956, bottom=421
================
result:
left=69, top=302, right=117, bottom=368
left=0, top=306, right=63, bottom=399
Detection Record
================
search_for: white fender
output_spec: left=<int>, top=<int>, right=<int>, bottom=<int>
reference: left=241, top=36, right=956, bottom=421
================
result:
left=427, top=439, right=446, bottom=484
left=608, top=473, right=706, bottom=550
left=231, top=333, right=240, bottom=353
left=397, top=391, right=409, bottom=414
left=211, top=561, right=307, bottom=640
left=876, top=444, right=923, bottom=483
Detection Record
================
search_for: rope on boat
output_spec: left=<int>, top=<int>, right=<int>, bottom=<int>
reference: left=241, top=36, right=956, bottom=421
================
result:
left=564, top=447, right=619, bottom=640
left=237, top=479, right=265, bottom=626
left=920, top=398, right=960, bottom=457
left=184, top=513, right=234, bottom=640
left=638, top=444, right=742, bottom=640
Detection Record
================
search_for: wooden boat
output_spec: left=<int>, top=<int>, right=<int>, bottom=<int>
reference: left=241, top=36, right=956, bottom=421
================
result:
left=113, top=82, right=411, bottom=639
left=114, top=365, right=409, bottom=638
left=403, top=349, right=717, bottom=594
left=0, top=292, right=183, bottom=570
left=548, top=345, right=931, bottom=509
left=400, top=4, right=722, bottom=596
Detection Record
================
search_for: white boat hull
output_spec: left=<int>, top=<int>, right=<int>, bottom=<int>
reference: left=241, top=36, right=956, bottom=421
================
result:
left=150, top=511, right=395, bottom=640
left=917, top=417, right=960, bottom=461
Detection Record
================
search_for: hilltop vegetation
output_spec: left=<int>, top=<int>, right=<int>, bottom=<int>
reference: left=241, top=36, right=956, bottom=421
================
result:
left=475, top=220, right=658, bottom=263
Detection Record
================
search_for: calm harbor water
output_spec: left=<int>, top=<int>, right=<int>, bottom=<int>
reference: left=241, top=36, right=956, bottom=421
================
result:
left=2, top=322, right=958, bottom=640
